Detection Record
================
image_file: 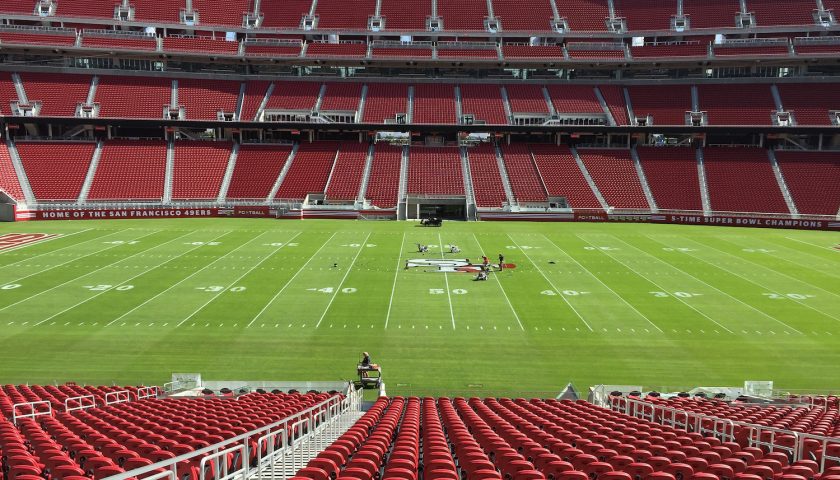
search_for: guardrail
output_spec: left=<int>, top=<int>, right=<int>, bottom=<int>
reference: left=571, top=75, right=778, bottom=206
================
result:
left=611, top=397, right=840, bottom=472
left=64, top=394, right=97, bottom=412
left=12, top=401, right=52, bottom=425
left=104, top=388, right=357, bottom=480
left=136, top=386, right=158, bottom=400
left=105, top=390, right=131, bottom=405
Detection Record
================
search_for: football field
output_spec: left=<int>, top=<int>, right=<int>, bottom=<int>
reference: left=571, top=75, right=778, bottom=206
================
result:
left=0, top=218, right=838, bottom=396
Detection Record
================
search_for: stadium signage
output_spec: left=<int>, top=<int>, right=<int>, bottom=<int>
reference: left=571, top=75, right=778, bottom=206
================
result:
left=658, top=214, right=834, bottom=230
left=20, top=208, right=219, bottom=220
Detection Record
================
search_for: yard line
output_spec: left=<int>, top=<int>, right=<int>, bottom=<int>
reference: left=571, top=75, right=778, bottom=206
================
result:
left=656, top=235, right=840, bottom=324
left=315, top=233, right=371, bottom=328
left=693, top=238, right=840, bottom=300
left=0, top=230, right=163, bottom=312
left=0, top=227, right=98, bottom=263
left=178, top=231, right=301, bottom=327
left=507, top=234, right=594, bottom=332
left=438, top=233, right=456, bottom=330
left=610, top=234, right=802, bottom=334
left=33, top=231, right=197, bottom=326
left=104, top=231, right=233, bottom=327
left=384, top=232, right=406, bottom=329
left=471, top=233, right=524, bottom=331
left=541, top=234, right=667, bottom=334
left=246, top=232, right=337, bottom=328
left=575, top=234, right=729, bottom=334
left=784, top=236, right=839, bottom=252
left=0, top=228, right=95, bottom=256
left=2, top=229, right=133, bottom=286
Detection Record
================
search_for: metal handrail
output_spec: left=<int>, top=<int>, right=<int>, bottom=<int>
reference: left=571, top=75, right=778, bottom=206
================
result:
left=103, top=393, right=346, bottom=480
left=613, top=397, right=840, bottom=471
left=64, top=394, right=97, bottom=412
left=104, top=390, right=131, bottom=405
left=12, top=401, right=52, bottom=424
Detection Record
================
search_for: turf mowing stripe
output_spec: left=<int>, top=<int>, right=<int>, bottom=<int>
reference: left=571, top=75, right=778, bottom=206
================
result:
left=384, top=231, right=406, bottom=330
left=316, top=232, right=371, bottom=328
left=0, top=228, right=97, bottom=263
left=612, top=235, right=804, bottom=334
left=720, top=236, right=840, bottom=280
left=246, top=231, right=338, bottom=328
left=783, top=236, right=840, bottom=252
left=692, top=238, right=840, bottom=301
left=507, top=233, right=594, bottom=332
left=576, top=233, right=734, bottom=334
left=178, top=231, right=301, bottom=327
left=438, top=232, right=456, bottom=330
left=33, top=230, right=200, bottom=327
left=667, top=236, right=840, bottom=324
left=541, top=234, right=664, bottom=334
left=103, top=230, right=233, bottom=327
left=471, top=233, right=524, bottom=331
left=0, top=230, right=163, bottom=313
left=1, top=229, right=133, bottom=286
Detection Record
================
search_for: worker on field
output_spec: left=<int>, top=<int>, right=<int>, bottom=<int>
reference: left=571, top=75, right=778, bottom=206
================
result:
left=498, top=253, right=505, bottom=271
left=450, top=244, right=460, bottom=254
left=361, top=352, right=371, bottom=367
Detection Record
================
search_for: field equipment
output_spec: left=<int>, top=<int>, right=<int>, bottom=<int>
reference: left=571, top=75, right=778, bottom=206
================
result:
left=357, top=356, right=382, bottom=388
left=420, top=217, right=443, bottom=227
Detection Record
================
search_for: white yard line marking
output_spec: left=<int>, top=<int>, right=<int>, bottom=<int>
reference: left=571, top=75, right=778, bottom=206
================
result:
left=247, top=232, right=338, bottom=328
left=0, top=228, right=93, bottom=256
left=0, top=228, right=99, bottom=264
left=177, top=231, right=301, bottom=327
left=2, top=229, right=133, bottom=286
left=438, top=233, right=456, bottom=330
left=0, top=230, right=162, bottom=312
left=384, top=232, right=406, bottom=329
left=576, top=234, right=728, bottom=334
left=315, top=233, right=371, bottom=328
left=472, top=233, right=524, bottom=331
left=542, top=234, right=663, bottom=333
left=665, top=236, right=840, bottom=324
left=104, top=231, right=233, bottom=327
left=613, top=234, right=801, bottom=334
left=508, top=234, right=593, bottom=332
left=694, top=238, right=840, bottom=300
left=784, top=236, right=839, bottom=253
left=33, top=231, right=197, bottom=326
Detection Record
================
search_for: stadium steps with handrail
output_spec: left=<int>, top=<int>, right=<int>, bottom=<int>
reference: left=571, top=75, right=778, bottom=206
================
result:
left=267, top=143, right=299, bottom=203
left=171, top=79, right=179, bottom=109
left=454, top=85, right=463, bottom=121
left=356, top=84, right=368, bottom=123
left=494, top=143, right=517, bottom=206
left=500, top=86, right=514, bottom=124
left=461, top=146, right=477, bottom=220
left=593, top=86, right=617, bottom=126
left=697, top=147, right=712, bottom=214
left=322, top=144, right=342, bottom=196
left=406, top=85, right=414, bottom=123
left=86, top=75, right=99, bottom=105
left=254, top=82, right=275, bottom=121
left=11, top=73, right=28, bottom=105
left=217, top=142, right=239, bottom=203
left=631, top=146, right=658, bottom=213
left=5, top=140, right=36, bottom=205
left=235, top=81, right=247, bottom=120
left=357, top=143, right=375, bottom=203
left=768, top=149, right=799, bottom=216
left=77, top=139, right=103, bottom=204
left=397, top=145, right=409, bottom=220
left=542, top=85, right=557, bottom=116
left=163, top=139, right=175, bottom=204
left=570, top=146, right=609, bottom=211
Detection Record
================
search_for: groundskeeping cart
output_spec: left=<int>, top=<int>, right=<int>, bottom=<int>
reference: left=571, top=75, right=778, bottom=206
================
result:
left=357, top=363, right=382, bottom=388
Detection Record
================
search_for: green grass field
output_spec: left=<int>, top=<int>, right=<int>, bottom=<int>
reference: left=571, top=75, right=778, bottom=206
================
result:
left=0, top=218, right=838, bottom=396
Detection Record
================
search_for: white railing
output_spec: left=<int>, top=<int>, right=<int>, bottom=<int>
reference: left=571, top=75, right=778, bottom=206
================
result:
left=105, top=390, right=131, bottom=406
left=611, top=397, right=840, bottom=472
left=12, top=401, right=52, bottom=424
left=64, top=394, right=97, bottom=412
left=136, top=386, right=159, bottom=400
left=104, top=390, right=357, bottom=480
